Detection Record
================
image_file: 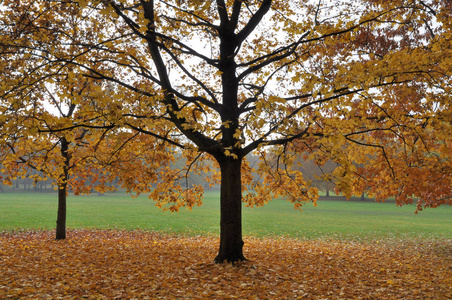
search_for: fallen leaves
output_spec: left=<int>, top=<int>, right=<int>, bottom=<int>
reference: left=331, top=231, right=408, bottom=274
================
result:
left=0, top=230, right=451, bottom=299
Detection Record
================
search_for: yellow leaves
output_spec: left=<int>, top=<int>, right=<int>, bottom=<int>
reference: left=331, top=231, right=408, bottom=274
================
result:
left=244, top=150, right=320, bottom=210
left=221, top=120, right=232, bottom=129
left=181, top=123, right=192, bottom=130
left=200, top=0, right=212, bottom=11
left=1, top=0, right=451, bottom=225
left=1, top=230, right=451, bottom=299
left=139, top=24, right=149, bottom=36
left=99, top=5, right=118, bottom=18
left=2, top=177, right=12, bottom=186
left=78, top=0, right=88, bottom=9
left=292, top=75, right=301, bottom=83
left=224, top=149, right=238, bottom=160
left=232, top=129, right=242, bottom=140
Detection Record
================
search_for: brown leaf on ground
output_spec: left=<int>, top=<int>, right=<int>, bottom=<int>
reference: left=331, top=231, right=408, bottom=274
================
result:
left=0, top=230, right=451, bottom=299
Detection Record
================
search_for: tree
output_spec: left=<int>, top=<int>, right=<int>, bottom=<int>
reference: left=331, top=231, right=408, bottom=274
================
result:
left=1, top=0, right=451, bottom=262
left=0, top=15, right=173, bottom=239
left=0, top=68, right=105, bottom=239
left=0, top=59, right=175, bottom=239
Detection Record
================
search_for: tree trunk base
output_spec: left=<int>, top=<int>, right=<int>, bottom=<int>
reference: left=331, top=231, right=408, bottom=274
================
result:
left=214, top=236, right=247, bottom=263
left=215, top=157, right=246, bottom=264
left=214, top=254, right=247, bottom=264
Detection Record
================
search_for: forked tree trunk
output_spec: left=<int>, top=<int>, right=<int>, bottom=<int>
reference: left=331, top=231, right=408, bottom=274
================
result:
left=215, top=157, right=246, bottom=263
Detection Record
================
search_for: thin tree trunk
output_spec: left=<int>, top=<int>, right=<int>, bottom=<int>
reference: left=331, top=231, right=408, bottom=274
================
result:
left=56, top=137, right=70, bottom=240
left=215, top=157, right=246, bottom=263
left=56, top=185, right=67, bottom=240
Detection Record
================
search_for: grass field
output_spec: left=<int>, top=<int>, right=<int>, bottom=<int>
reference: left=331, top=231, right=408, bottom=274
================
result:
left=1, top=190, right=451, bottom=241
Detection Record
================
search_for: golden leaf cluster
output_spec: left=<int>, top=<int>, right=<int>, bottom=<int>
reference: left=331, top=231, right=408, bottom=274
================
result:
left=1, top=0, right=451, bottom=215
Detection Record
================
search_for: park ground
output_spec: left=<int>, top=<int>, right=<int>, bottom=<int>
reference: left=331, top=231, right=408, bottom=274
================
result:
left=1, top=230, right=451, bottom=299
left=0, top=191, right=451, bottom=298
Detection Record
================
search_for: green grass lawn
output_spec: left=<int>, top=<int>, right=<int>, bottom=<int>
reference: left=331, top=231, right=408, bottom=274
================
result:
left=0, top=190, right=451, bottom=241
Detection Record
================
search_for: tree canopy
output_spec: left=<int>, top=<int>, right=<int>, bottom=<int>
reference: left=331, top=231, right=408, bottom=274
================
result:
left=1, top=0, right=451, bottom=262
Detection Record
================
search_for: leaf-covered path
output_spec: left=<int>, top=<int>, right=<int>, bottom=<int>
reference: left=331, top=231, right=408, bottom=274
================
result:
left=1, top=230, right=451, bottom=299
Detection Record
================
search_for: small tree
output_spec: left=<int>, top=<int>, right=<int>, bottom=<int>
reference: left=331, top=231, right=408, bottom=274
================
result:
left=1, top=70, right=100, bottom=239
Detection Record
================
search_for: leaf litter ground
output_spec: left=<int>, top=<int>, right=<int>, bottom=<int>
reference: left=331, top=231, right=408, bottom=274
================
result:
left=0, top=230, right=450, bottom=299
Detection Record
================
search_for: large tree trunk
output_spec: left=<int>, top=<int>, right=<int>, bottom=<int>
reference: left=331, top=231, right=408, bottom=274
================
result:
left=215, top=157, right=246, bottom=263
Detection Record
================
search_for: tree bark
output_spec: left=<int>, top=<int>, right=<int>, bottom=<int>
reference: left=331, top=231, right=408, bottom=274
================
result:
left=56, top=137, right=70, bottom=240
left=56, top=185, right=67, bottom=240
left=215, top=157, right=246, bottom=263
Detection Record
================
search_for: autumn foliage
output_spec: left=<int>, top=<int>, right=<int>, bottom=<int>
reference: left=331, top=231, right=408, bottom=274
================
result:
left=1, top=0, right=451, bottom=261
left=0, top=230, right=451, bottom=299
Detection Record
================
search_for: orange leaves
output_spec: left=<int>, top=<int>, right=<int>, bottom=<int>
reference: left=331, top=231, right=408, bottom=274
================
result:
left=1, top=0, right=452, bottom=263
left=2, top=0, right=451, bottom=212
left=0, top=230, right=451, bottom=299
